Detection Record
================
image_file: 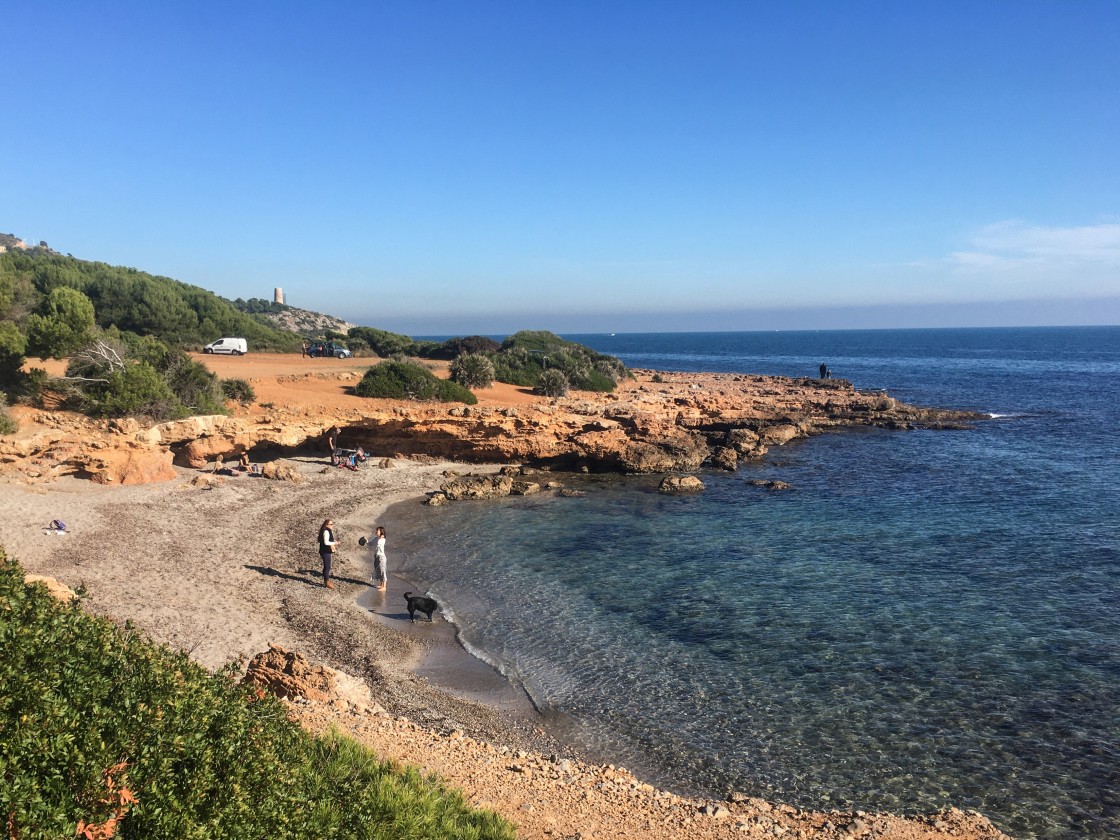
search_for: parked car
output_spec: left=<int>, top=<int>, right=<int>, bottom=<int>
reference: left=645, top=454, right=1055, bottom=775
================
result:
left=308, top=340, right=352, bottom=359
left=203, top=337, right=248, bottom=355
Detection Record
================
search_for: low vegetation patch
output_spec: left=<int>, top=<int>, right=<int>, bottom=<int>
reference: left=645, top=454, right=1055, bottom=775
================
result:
left=63, top=332, right=227, bottom=420
left=450, top=353, right=495, bottom=389
left=489, top=330, right=627, bottom=393
left=355, top=360, right=478, bottom=404
left=221, top=377, right=257, bottom=405
left=0, top=553, right=515, bottom=840
left=0, top=393, right=16, bottom=434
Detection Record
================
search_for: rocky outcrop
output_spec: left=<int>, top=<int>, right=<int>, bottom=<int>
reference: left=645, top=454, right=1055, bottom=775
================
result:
left=24, top=574, right=77, bottom=602
left=76, top=446, right=178, bottom=485
left=242, top=644, right=339, bottom=702
left=0, top=370, right=987, bottom=485
left=440, top=474, right=514, bottom=500
left=659, top=475, right=705, bottom=494
left=747, top=479, right=794, bottom=491
left=0, top=412, right=178, bottom=484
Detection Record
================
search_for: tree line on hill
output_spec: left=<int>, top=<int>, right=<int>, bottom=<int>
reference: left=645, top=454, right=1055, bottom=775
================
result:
left=0, top=246, right=628, bottom=430
left=0, top=247, right=300, bottom=426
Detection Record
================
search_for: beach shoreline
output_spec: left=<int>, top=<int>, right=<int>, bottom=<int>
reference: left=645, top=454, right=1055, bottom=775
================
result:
left=2, top=451, right=1013, bottom=839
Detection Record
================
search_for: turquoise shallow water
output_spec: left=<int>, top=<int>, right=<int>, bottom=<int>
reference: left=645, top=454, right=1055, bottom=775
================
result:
left=390, top=327, right=1120, bottom=839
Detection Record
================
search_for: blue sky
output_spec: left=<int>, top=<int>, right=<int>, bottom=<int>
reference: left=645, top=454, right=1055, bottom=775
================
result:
left=3, top=1, right=1118, bottom=334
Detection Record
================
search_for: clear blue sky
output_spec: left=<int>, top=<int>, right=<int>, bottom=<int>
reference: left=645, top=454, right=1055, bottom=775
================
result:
left=3, top=1, right=1118, bottom=334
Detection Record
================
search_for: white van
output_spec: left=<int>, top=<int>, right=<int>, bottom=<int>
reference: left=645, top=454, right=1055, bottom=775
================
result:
left=203, top=337, right=248, bottom=356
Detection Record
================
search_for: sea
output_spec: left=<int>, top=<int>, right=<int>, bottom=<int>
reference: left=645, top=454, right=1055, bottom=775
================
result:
left=389, top=327, right=1120, bottom=840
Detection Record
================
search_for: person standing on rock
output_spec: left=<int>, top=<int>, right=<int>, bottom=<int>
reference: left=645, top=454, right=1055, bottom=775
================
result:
left=819, top=362, right=828, bottom=379
left=373, top=526, right=388, bottom=592
left=319, top=518, right=338, bottom=589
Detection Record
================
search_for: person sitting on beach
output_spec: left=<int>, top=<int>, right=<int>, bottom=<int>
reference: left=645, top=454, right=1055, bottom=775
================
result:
left=237, top=451, right=251, bottom=471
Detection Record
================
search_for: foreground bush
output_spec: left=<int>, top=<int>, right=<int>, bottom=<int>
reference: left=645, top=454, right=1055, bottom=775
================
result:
left=0, top=553, right=514, bottom=839
left=355, top=361, right=477, bottom=405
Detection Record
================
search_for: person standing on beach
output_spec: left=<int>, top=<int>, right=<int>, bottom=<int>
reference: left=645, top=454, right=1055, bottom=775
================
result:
left=373, top=526, right=387, bottom=592
left=319, top=518, right=338, bottom=589
left=819, top=362, right=828, bottom=379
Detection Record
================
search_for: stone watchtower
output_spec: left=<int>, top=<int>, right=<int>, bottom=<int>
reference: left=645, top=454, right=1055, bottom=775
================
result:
left=274, top=287, right=284, bottom=305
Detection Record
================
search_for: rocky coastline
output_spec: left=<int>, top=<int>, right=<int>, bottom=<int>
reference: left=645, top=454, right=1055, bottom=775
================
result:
left=0, top=360, right=1010, bottom=839
left=0, top=366, right=985, bottom=487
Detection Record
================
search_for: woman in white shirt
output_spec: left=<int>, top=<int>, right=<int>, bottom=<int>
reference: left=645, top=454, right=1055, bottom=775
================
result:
left=374, top=526, right=387, bottom=592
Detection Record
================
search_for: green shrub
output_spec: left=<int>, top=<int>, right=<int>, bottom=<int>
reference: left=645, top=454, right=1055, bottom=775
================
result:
left=0, top=320, right=28, bottom=390
left=427, top=336, right=501, bottom=360
left=0, top=552, right=516, bottom=840
left=346, top=327, right=418, bottom=358
left=221, top=378, right=257, bottom=405
left=450, top=353, right=495, bottom=389
left=0, top=393, right=16, bottom=434
left=535, top=368, right=570, bottom=397
left=355, top=361, right=477, bottom=405
left=64, top=337, right=228, bottom=420
left=490, top=331, right=626, bottom=393
left=94, top=362, right=181, bottom=419
left=23, top=286, right=96, bottom=360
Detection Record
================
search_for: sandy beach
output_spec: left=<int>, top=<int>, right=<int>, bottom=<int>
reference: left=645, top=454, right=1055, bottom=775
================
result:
left=0, top=357, right=1013, bottom=839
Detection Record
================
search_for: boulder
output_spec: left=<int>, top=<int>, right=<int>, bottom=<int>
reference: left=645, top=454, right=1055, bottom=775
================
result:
left=24, top=574, right=77, bottom=602
left=440, top=474, right=513, bottom=501
left=747, top=479, right=794, bottom=491
left=759, top=424, right=800, bottom=445
left=75, top=446, right=177, bottom=485
left=658, top=475, right=705, bottom=494
left=510, top=480, right=541, bottom=495
left=711, top=446, right=738, bottom=471
left=242, top=644, right=336, bottom=702
left=726, top=427, right=761, bottom=454
left=262, top=462, right=304, bottom=483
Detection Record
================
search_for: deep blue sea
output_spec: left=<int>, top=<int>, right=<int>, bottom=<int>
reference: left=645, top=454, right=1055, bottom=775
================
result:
left=392, top=327, right=1120, bottom=840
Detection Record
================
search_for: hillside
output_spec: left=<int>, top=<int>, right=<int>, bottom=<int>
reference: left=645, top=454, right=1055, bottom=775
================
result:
left=0, top=245, right=302, bottom=352
left=231, top=297, right=356, bottom=336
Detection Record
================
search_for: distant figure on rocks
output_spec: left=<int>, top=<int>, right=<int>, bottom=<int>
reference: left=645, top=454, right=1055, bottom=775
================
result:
left=373, top=526, right=388, bottom=592
left=318, top=518, right=337, bottom=589
left=819, top=363, right=828, bottom=379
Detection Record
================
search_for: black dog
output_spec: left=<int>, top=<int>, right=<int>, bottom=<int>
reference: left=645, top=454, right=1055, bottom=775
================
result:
left=403, top=591, right=438, bottom=623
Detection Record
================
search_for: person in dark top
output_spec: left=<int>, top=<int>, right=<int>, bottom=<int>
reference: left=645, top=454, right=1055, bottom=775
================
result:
left=318, top=519, right=337, bottom=589
left=820, top=363, right=828, bottom=379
